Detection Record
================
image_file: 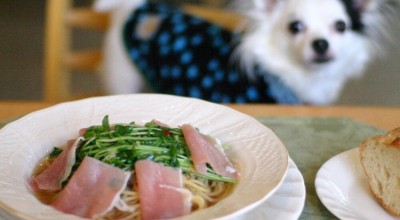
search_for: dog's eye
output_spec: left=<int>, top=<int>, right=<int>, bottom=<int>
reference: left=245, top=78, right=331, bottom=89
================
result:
left=288, top=20, right=305, bottom=35
left=335, top=20, right=346, bottom=33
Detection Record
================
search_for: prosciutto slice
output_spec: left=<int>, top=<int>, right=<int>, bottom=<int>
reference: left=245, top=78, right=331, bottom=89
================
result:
left=52, top=156, right=131, bottom=219
left=181, top=124, right=238, bottom=179
left=29, top=137, right=83, bottom=191
left=135, top=160, right=192, bottom=220
left=151, top=119, right=170, bottom=127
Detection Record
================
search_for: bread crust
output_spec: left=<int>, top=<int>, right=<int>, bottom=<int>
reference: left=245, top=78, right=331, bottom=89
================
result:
left=359, top=127, right=400, bottom=217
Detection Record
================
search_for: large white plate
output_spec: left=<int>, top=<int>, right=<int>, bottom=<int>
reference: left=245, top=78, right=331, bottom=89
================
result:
left=315, top=148, right=400, bottom=220
left=0, top=94, right=289, bottom=220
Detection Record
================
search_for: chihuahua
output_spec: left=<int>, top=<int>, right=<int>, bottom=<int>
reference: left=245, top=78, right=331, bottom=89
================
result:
left=94, top=0, right=397, bottom=104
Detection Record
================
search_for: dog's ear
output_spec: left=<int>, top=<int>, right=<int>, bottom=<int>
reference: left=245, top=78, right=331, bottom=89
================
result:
left=340, top=0, right=398, bottom=32
left=353, top=0, right=399, bottom=20
left=352, top=0, right=398, bottom=13
left=253, top=0, right=281, bottom=12
left=348, top=0, right=399, bottom=54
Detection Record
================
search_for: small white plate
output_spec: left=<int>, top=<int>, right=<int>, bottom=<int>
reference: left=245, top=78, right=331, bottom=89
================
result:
left=315, top=148, right=400, bottom=220
left=240, top=158, right=305, bottom=220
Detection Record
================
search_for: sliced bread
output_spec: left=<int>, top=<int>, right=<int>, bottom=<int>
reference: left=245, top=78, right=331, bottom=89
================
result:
left=359, top=127, right=400, bottom=217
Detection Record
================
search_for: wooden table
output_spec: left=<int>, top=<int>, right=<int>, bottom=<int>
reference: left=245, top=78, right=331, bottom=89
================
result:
left=1, top=100, right=399, bottom=219
left=0, top=101, right=399, bottom=130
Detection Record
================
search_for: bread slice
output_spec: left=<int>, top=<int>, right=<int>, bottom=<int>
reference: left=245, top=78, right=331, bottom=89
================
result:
left=359, top=127, right=400, bottom=217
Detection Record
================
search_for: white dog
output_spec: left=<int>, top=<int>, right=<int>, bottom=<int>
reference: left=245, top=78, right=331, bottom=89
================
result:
left=94, top=0, right=396, bottom=105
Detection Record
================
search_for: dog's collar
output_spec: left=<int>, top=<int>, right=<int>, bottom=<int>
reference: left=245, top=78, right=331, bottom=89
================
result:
left=253, top=66, right=302, bottom=104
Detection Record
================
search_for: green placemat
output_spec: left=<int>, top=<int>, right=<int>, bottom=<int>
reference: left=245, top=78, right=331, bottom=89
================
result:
left=257, top=117, right=384, bottom=219
left=0, top=116, right=385, bottom=219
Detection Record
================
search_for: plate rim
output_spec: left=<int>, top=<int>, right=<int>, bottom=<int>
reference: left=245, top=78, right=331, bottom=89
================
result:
left=315, top=147, right=399, bottom=220
left=0, top=94, right=289, bottom=219
left=246, top=157, right=305, bottom=220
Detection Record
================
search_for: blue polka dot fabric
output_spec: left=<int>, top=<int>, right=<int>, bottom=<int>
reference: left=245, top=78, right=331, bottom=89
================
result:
left=123, top=2, right=301, bottom=104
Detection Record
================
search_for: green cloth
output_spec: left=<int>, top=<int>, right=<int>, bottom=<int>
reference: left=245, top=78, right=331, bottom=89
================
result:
left=258, top=117, right=384, bottom=219
left=0, top=116, right=384, bottom=219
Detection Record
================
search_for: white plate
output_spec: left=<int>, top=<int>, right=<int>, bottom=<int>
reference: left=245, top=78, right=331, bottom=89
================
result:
left=240, top=158, right=305, bottom=220
left=315, top=148, right=400, bottom=220
left=0, top=94, right=288, bottom=220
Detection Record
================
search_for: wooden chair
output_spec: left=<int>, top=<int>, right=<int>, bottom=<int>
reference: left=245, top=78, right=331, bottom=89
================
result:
left=44, top=0, right=109, bottom=102
left=43, top=0, right=243, bottom=102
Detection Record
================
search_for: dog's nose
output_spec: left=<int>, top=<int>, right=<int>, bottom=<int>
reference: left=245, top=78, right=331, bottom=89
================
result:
left=312, top=39, right=329, bottom=55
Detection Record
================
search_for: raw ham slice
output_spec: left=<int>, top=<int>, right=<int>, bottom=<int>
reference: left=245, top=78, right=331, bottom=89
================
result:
left=181, top=124, right=238, bottom=179
left=135, top=160, right=192, bottom=220
left=52, top=156, right=131, bottom=218
left=29, top=137, right=83, bottom=191
left=151, top=119, right=170, bottom=127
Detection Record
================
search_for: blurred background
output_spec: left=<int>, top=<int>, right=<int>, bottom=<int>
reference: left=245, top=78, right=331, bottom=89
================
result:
left=1, top=0, right=399, bottom=105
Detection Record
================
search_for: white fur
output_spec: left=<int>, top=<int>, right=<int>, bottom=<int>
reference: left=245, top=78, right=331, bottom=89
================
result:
left=95, top=0, right=147, bottom=94
left=95, top=0, right=391, bottom=105
left=238, top=0, right=373, bottom=104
